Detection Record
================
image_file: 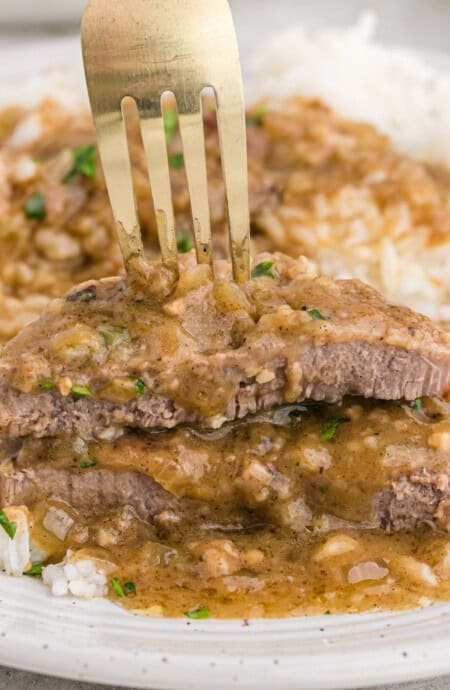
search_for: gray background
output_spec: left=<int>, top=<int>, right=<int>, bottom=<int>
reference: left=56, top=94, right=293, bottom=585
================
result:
left=1, top=0, right=450, bottom=688
left=1, top=669, right=449, bottom=690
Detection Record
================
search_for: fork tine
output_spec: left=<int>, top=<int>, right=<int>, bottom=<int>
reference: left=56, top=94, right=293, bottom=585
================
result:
left=92, top=105, right=144, bottom=265
left=139, top=100, right=178, bottom=274
left=83, top=0, right=251, bottom=281
left=177, top=93, right=212, bottom=268
left=215, top=86, right=251, bottom=283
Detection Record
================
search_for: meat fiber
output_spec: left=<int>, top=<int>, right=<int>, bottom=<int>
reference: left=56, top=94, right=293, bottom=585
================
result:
left=0, top=253, right=448, bottom=439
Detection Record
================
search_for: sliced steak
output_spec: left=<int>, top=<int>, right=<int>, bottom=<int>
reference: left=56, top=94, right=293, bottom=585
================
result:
left=1, top=461, right=449, bottom=534
left=0, top=252, right=449, bottom=439
left=0, top=464, right=176, bottom=521
left=3, top=393, right=450, bottom=535
left=375, top=469, right=450, bottom=532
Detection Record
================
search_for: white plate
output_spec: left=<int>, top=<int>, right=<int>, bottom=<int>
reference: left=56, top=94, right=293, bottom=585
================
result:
left=2, top=33, right=450, bottom=690
left=2, top=575, right=450, bottom=690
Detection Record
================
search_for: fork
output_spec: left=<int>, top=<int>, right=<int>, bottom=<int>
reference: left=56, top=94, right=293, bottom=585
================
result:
left=82, top=0, right=250, bottom=282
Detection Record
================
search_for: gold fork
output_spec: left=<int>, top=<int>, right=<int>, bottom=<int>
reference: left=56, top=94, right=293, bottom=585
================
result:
left=81, top=0, right=250, bottom=282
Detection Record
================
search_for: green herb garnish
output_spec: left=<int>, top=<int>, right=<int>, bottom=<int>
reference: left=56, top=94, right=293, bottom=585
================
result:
left=23, top=563, right=45, bottom=578
left=110, top=577, right=136, bottom=598
left=0, top=509, right=17, bottom=540
left=24, top=191, right=46, bottom=220
left=135, top=378, right=146, bottom=397
left=184, top=606, right=211, bottom=620
left=79, top=459, right=97, bottom=469
left=124, top=581, right=136, bottom=595
left=324, top=610, right=331, bottom=615
left=38, top=380, right=54, bottom=390
left=71, top=385, right=92, bottom=401
left=111, top=577, right=126, bottom=598
left=169, top=153, right=184, bottom=169
left=308, top=309, right=326, bottom=321
left=246, top=106, right=268, bottom=127
left=251, top=261, right=275, bottom=279
left=177, top=230, right=192, bottom=254
left=409, top=398, right=423, bottom=411
left=164, top=107, right=178, bottom=145
left=63, top=145, right=97, bottom=183
left=319, top=417, right=350, bottom=442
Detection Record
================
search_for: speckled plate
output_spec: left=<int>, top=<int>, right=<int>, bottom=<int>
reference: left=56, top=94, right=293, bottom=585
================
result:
left=2, top=574, right=450, bottom=689
left=2, top=31, right=450, bottom=690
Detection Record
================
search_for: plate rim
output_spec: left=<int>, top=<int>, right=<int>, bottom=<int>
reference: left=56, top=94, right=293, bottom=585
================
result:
left=2, top=575, right=450, bottom=689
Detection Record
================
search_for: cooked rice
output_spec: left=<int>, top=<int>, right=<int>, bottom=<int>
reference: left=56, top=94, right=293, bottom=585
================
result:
left=248, top=12, right=450, bottom=168
left=0, top=506, right=30, bottom=576
left=42, top=550, right=108, bottom=598
left=250, top=95, right=450, bottom=323
left=246, top=14, right=450, bottom=324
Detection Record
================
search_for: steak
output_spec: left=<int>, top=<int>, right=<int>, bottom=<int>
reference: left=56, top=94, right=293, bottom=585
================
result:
left=1, top=462, right=448, bottom=534
left=2, top=392, right=450, bottom=534
left=0, top=464, right=176, bottom=521
left=0, top=252, right=449, bottom=439
left=375, top=469, right=450, bottom=532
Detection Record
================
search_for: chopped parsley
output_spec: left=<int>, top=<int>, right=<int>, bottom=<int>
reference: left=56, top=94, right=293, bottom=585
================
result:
left=169, top=153, right=184, bottom=169
left=24, top=191, right=46, bottom=220
left=38, top=380, right=54, bottom=390
left=124, top=581, right=136, bottom=595
left=135, top=378, right=146, bottom=397
left=71, top=385, right=92, bottom=401
left=0, top=509, right=17, bottom=540
left=308, top=308, right=326, bottom=321
left=79, top=459, right=97, bottom=469
left=23, top=563, right=45, bottom=578
left=164, top=107, right=178, bottom=145
left=63, top=145, right=97, bottom=183
left=324, top=610, right=331, bottom=615
left=251, top=261, right=275, bottom=279
left=319, top=417, right=350, bottom=442
left=177, top=229, right=192, bottom=254
left=246, top=106, right=268, bottom=127
left=184, top=605, right=211, bottom=620
left=111, top=577, right=136, bottom=598
left=409, top=398, right=423, bottom=411
left=111, top=577, right=126, bottom=598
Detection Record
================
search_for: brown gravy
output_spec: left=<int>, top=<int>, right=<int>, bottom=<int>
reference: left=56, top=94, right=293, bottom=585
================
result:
left=18, top=397, right=450, bottom=618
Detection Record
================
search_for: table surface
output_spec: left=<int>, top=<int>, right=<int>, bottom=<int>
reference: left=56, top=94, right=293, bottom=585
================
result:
left=1, top=668, right=449, bottom=690
left=2, top=0, right=450, bottom=688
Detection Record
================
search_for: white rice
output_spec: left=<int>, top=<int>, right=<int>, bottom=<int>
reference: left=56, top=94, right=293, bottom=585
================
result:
left=0, top=64, right=86, bottom=113
left=248, top=12, right=450, bottom=168
left=0, top=506, right=30, bottom=577
left=42, top=550, right=108, bottom=599
left=0, top=507, right=108, bottom=599
left=246, top=12, right=450, bottom=323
